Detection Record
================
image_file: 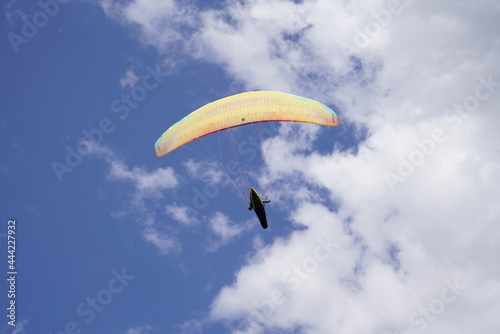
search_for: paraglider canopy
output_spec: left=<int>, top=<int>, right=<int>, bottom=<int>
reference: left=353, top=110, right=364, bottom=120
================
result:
left=154, top=91, right=339, bottom=157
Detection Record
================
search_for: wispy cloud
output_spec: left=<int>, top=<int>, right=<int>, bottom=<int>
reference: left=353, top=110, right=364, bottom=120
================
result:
left=120, top=69, right=139, bottom=88
left=12, top=319, right=28, bottom=334
left=85, top=142, right=178, bottom=204
left=183, top=159, right=226, bottom=185
left=175, top=318, right=203, bottom=334
left=125, top=324, right=157, bottom=334
left=84, top=141, right=181, bottom=255
left=165, top=203, right=199, bottom=227
left=206, top=212, right=250, bottom=252
left=4, top=0, right=27, bottom=26
left=142, top=223, right=181, bottom=256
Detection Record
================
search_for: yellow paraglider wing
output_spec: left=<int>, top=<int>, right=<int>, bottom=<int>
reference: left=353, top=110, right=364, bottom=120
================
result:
left=154, top=91, right=339, bottom=157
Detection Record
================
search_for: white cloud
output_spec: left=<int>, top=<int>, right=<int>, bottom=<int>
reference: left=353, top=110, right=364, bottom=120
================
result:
left=175, top=318, right=203, bottom=334
left=184, top=158, right=226, bottom=185
left=12, top=319, right=28, bottom=334
left=207, top=212, right=249, bottom=251
left=142, top=225, right=181, bottom=255
left=100, top=0, right=198, bottom=54
left=4, top=0, right=27, bottom=26
left=84, top=142, right=181, bottom=255
left=165, top=203, right=199, bottom=226
left=101, top=0, right=500, bottom=333
left=85, top=142, right=178, bottom=202
left=120, top=69, right=139, bottom=88
left=126, top=324, right=156, bottom=334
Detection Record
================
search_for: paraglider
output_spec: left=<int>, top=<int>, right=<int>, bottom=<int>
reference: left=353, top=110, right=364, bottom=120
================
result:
left=154, top=91, right=339, bottom=229
left=248, top=187, right=270, bottom=229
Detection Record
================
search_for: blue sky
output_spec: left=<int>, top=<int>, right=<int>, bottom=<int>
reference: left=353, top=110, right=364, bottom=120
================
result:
left=2, top=1, right=500, bottom=334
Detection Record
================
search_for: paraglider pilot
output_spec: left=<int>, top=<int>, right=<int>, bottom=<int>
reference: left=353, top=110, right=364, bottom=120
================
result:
left=248, top=187, right=270, bottom=229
